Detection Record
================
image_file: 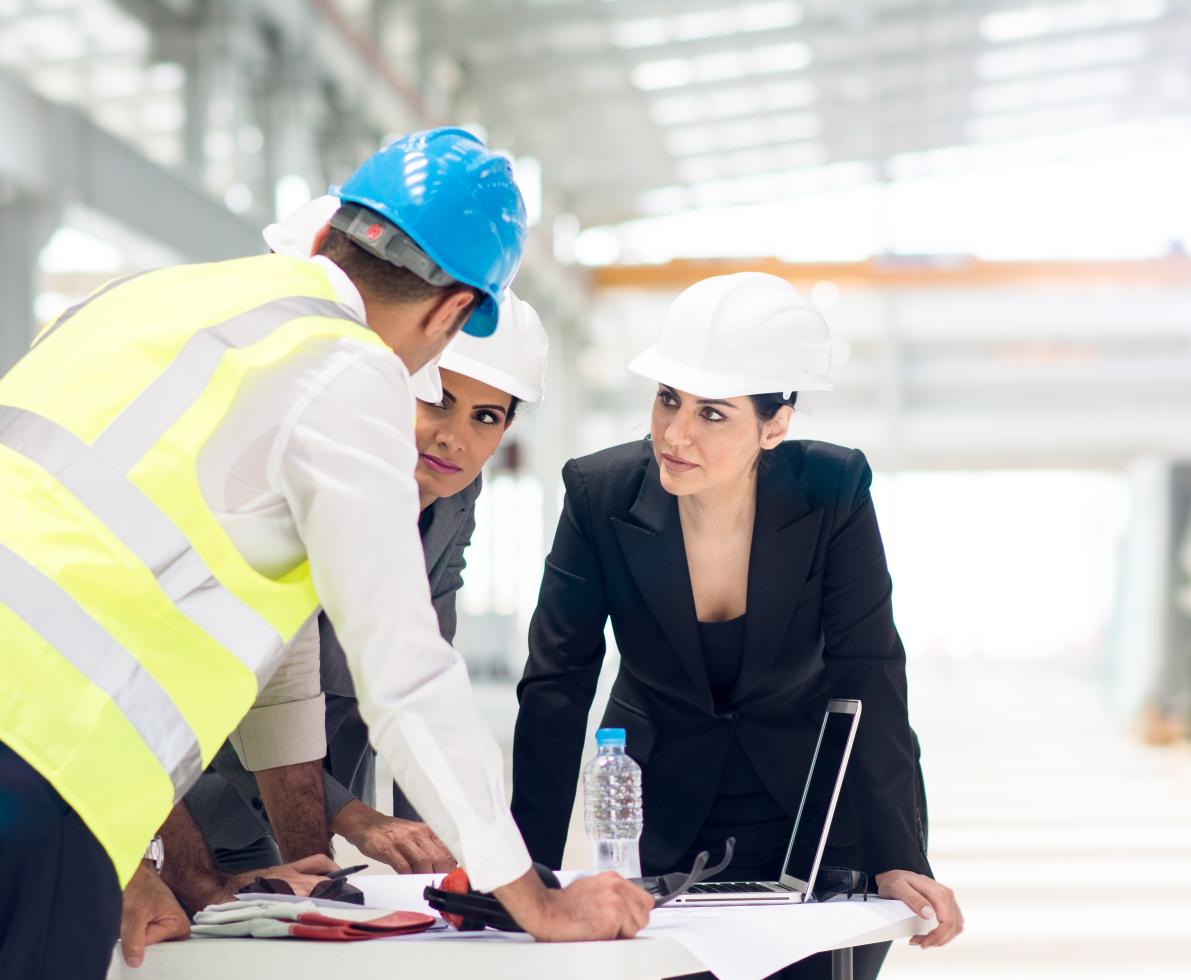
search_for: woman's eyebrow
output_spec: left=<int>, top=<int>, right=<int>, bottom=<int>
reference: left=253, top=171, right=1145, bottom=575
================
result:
left=660, top=385, right=735, bottom=411
left=471, top=402, right=507, bottom=413
left=439, top=388, right=457, bottom=404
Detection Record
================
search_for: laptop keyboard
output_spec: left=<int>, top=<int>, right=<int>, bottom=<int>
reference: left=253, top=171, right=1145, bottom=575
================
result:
left=686, top=881, right=782, bottom=893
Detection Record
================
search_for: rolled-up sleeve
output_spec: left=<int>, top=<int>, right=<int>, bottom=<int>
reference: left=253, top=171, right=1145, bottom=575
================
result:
left=229, top=616, right=326, bottom=771
left=272, top=346, right=531, bottom=892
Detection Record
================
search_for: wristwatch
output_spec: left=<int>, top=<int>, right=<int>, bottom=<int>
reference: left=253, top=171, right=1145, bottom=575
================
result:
left=144, top=835, right=165, bottom=874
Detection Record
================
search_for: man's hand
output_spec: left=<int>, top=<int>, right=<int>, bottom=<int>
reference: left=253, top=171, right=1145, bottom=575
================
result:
left=874, top=869, right=964, bottom=949
left=120, top=862, right=190, bottom=967
left=494, top=867, right=653, bottom=941
left=332, top=798, right=455, bottom=874
left=216, top=854, right=341, bottom=904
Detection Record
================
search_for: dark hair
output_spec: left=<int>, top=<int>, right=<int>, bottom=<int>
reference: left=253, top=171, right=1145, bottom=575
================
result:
left=749, top=391, right=798, bottom=419
left=749, top=392, right=796, bottom=469
left=504, top=396, right=521, bottom=427
left=318, top=218, right=479, bottom=311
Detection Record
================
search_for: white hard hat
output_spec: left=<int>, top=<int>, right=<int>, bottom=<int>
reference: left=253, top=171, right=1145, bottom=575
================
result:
left=628, top=272, right=833, bottom=400
left=262, top=193, right=443, bottom=402
left=262, top=195, right=339, bottom=257
left=437, top=289, right=548, bottom=405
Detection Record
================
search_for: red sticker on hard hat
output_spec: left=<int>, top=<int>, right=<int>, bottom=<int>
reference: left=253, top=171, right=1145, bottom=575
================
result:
left=366, top=223, right=383, bottom=241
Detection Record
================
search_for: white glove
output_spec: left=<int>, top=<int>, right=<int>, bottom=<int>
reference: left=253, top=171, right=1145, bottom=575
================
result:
left=194, top=899, right=318, bottom=925
left=192, top=918, right=298, bottom=938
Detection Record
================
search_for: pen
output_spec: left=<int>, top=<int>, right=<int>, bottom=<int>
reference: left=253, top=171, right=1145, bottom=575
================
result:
left=325, top=864, right=369, bottom=880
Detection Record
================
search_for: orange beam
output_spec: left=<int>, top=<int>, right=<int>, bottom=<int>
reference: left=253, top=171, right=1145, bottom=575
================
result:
left=592, top=256, right=1191, bottom=291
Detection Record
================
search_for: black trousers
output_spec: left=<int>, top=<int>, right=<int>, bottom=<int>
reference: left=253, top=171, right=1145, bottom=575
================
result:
left=0, top=741, right=122, bottom=980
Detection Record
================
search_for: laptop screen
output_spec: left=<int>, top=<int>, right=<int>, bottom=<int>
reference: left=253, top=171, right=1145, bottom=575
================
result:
left=780, top=702, right=860, bottom=890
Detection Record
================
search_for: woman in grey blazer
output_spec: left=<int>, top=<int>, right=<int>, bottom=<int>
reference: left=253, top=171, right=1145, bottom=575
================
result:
left=186, top=292, right=548, bottom=876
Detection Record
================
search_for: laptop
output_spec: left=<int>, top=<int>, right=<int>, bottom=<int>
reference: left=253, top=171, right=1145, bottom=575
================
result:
left=670, top=698, right=861, bottom=905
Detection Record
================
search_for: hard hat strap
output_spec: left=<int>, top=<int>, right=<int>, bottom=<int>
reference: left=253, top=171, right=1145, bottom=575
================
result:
left=330, top=203, right=459, bottom=290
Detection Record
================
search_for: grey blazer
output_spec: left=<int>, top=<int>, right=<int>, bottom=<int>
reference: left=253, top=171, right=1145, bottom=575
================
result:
left=186, top=476, right=480, bottom=861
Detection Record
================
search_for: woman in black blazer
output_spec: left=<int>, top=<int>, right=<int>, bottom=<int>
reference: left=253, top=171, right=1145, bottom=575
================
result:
left=512, top=273, right=961, bottom=977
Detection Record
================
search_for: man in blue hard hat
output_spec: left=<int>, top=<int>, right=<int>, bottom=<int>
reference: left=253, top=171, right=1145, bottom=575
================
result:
left=0, top=128, right=652, bottom=980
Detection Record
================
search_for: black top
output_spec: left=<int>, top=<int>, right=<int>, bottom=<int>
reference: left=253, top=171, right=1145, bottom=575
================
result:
left=512, top=438, right=931, bottom=879
left=698, top=615, right=746, bottom=709
left=699, top=615, right=779, bottom=801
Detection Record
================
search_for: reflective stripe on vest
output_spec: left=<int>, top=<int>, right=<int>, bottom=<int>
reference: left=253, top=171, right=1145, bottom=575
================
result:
left=0, top=406, right=280, bottom=674
left=0, top=255, right=389, bottom=885
left=0, top=596, right=176, bottom=880
left=0, top=544, right=203, bottom=793
left=30, top=272, right=144, bottom=349
left=96, top=295, right=357, bottom=473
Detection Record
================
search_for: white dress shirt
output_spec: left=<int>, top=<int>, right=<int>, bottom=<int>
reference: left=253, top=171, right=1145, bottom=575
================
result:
left=195, top=255, right=531, bottom=891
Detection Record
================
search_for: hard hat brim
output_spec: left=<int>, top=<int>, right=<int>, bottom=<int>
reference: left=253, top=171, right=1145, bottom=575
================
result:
left=409, top=358, right=444, bottom=403
left=627, top=345, right=834, bottom=400
left=263, top=196, right=340, bottom=257
left=438, top=348, right=543, bottom=404
left=461, top=294, right=499, bottom=338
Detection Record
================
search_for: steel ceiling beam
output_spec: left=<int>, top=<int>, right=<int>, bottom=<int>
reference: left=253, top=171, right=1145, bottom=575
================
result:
left=113, top=0, right=429, bottom=130
left=0, top=69, right=260, bottom=259
left=436, top=1, right=1189, bottom=223
left=507, top=95, right=1178, bottom=225
left=589, top=256, right=1191, bottom=291
left=454, top=16, right=1188, bottom=94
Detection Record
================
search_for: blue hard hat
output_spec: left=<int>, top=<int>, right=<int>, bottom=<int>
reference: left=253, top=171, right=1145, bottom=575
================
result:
left=330, top=127, right=527, bottom=338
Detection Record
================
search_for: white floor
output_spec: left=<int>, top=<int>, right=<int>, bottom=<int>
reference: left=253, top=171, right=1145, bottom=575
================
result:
left=882, top=658, right=1191, bottom=979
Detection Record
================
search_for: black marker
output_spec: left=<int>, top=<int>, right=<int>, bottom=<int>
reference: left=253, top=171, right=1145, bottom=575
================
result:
left=324, top=864, right=369, bottom=880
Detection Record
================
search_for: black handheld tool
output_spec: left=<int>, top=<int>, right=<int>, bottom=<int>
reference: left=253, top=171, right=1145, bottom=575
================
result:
left=424, top=862, right=561, bottom=932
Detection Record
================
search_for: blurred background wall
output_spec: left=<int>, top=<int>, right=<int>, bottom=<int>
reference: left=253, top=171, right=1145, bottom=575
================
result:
left=3, top=1, right=1190, bottom=974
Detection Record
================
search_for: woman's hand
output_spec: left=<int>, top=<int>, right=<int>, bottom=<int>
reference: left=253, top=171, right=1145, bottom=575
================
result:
left=874, top=869, right=963, bottom=949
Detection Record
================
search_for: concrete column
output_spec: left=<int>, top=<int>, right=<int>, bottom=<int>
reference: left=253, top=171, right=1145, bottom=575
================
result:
left=1164, top=463, right=1191, bottom=727
left=264, top=31, right=326, bottom=220
left=1108, top=456, right=1173, bottom=719
left=0, top=192, right=59, bottom=374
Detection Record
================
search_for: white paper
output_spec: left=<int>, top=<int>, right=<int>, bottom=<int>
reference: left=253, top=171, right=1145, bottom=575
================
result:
left=643, top=897, right=927, bottom=980
left=358, top=872, right=448, bottom=917
left=356, top=873, right=926, bottom=973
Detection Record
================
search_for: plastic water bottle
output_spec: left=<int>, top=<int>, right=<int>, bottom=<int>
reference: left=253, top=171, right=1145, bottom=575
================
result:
left=583, top=727, right=642, bottom=878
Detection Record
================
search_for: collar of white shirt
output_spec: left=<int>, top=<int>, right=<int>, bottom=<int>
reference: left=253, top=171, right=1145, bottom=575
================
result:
left=310, top=254, right=366, bottom=322
left=306, top=254, right=443, bottom=402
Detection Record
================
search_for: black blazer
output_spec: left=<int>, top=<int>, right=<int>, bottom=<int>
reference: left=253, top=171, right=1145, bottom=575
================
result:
left=511, top=439, right=931, bottom=879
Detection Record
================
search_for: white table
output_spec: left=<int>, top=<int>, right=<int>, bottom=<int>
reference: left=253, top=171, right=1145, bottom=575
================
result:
left=107, top=874, right=929, bottom=980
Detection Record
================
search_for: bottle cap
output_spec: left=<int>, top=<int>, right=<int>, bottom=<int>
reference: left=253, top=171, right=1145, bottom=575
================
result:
left=595, top=727, right=627, bottom=747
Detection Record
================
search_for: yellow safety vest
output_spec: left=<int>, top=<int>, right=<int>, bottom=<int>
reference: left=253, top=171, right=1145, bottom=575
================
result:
left=0, top=254, right=389, bottom=885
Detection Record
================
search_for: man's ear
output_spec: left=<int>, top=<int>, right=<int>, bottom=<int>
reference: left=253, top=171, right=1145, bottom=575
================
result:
left=422, top=288, right=476, bottom=342
left=760, top=404, right=793, bottom=450
left=309, top=222, right=332, bottom=257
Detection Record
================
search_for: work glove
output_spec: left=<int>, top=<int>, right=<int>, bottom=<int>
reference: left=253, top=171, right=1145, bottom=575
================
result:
left=191, top=898, right=437, bottom=941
